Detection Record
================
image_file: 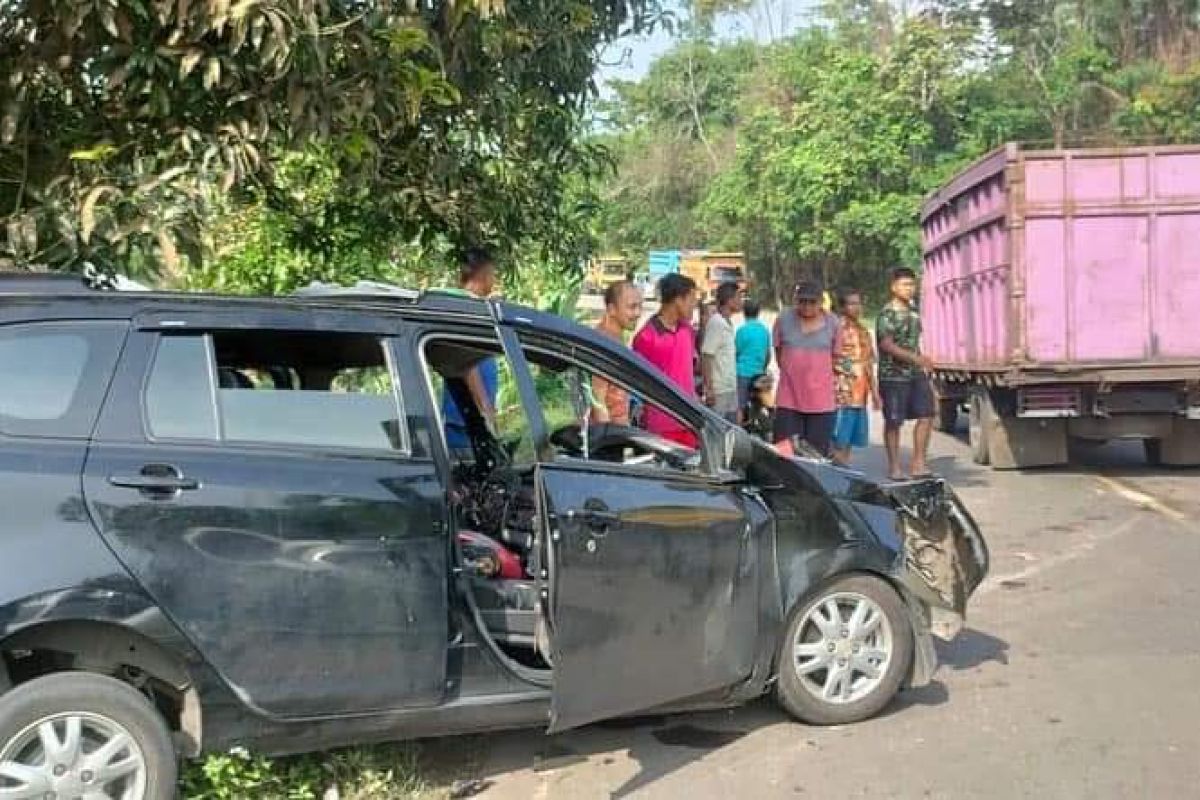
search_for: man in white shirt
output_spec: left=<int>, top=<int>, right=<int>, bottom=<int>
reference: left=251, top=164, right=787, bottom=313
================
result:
left=702, top=281, right=744, bottom=422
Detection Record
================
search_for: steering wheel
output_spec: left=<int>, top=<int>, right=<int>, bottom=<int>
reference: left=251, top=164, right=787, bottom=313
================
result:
left=549, top=423, right=586, bottom=456
left=550, top=423, right=699, bottom=470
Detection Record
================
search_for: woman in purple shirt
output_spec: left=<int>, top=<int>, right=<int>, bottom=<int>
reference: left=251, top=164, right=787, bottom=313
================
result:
left=772, top=281, right=841, bottom=455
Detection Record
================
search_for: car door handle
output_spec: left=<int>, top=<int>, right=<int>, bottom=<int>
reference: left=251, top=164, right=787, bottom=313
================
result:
left=109, top=465, right=200, bottom=493
left=565, top=507, right=620, bottom=529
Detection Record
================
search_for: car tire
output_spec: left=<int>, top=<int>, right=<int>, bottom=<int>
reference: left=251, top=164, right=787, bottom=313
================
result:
left=0, top=672, right=178, bottom=800
left=774, top=574, right=914, bottom=726
left=936, top=397, right=959, bottom=434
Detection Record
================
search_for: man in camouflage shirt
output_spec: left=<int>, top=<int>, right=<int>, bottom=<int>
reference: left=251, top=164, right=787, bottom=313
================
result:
left=876, top=267, right=936, bottom=480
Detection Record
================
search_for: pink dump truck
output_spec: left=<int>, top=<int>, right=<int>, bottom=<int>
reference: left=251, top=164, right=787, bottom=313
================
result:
left=921, top=143, right=1200, bottom=468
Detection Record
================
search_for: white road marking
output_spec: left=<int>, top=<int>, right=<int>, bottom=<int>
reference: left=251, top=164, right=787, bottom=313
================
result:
left=1093, top=475, right=1189, bottom=525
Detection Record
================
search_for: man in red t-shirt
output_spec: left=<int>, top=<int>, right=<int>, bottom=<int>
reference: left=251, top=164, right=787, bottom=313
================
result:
left=632, top=273, right=700, bottom=449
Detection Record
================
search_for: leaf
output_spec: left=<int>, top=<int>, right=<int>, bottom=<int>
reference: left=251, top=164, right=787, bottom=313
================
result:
left=203, top=57, right=221, bottom=90
left=158, top=229, right=181, bottom=275
left=115, top=9, right=134, bottom=42
left=137, top=166, right=189, bottom=195
left=80, top=186, right=118, bottom=243
left=230, top=0, right=260, bottom=20
left=69, top=143, right=119, bottom=162
left=1, top=102, right=18, bottom=145
left=180, top=48, right=203, bottom=77
left=100, top=6, right=119, bottom=38
left=106, top=64, right=130, bottom=91
left=210, top=0, right=231, bottom=33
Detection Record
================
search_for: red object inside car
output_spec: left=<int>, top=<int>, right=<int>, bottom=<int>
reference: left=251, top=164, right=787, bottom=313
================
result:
left=457, top=530, right=525, bottom=579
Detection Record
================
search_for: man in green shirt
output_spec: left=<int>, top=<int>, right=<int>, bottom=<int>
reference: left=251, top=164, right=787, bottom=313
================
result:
left=876, top=267, right=936, bottom=481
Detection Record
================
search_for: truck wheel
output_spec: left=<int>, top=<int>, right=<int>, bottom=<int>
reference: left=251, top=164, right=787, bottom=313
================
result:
left=775, top=575, right=914, bottom=726
left=936, top=397, right=959, bottom=434
left=0, top=673, right=178, bottom=800
left=968, top=392, right=989, bottom=465
left=1144, top=439, right=1163, bottom=466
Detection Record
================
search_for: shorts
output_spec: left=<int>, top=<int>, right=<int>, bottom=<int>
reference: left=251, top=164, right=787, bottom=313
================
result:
left=773, top=408, right=835, bottom=456
left=881, top=376, right=935, bottom=426
left=712, top=391, right=738, bottom=416
left=737, top=376, right=754, bottom=409
left=832, top=406, right=869, bottom=449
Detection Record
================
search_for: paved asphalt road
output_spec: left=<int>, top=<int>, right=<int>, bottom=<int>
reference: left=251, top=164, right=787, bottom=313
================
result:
left=428, top=414, right=1200, bottom=799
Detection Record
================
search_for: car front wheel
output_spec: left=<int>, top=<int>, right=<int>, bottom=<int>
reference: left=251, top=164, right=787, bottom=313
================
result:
left=775, top=574, right=914, bottom=726
left=0, top=672, right=177, bottom=800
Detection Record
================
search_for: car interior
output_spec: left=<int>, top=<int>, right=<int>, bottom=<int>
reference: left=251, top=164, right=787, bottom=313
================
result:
left=422, top=336, right=703, bottom=677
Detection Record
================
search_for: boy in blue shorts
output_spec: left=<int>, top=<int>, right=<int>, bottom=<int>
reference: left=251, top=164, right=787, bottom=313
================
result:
left=831, top=289, right=880, bottom=467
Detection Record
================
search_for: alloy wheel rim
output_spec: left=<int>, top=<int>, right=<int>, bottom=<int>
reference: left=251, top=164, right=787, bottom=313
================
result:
left=793, top=591, right=893, bottom=705
left=0, top=712, right=146, bottom=800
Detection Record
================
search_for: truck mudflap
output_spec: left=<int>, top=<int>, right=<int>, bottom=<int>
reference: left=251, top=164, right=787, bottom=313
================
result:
left=884, top=479, right=989, bottom=641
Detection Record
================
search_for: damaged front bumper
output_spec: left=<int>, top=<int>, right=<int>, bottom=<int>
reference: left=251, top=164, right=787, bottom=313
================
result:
left=884, top=479, right=990, bottom=641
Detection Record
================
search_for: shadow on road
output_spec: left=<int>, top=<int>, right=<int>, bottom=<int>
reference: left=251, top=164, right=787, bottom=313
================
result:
left=438, top=700, right=785, bottom=799
left=434, top=629, right=1001, bottom=798
left=935, top=627, right=1010, bottom=670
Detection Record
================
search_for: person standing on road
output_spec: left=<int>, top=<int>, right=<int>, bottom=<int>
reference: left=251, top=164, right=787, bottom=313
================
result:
left=876, top=266, right=936, bottom=480
left=701, top=282, right=743, bottom=423
left=735, top=298, right=772, bottom=410
left=441, top=249, right=499, bottom=453
left=591, top=280, right=642, bottom=426
left=831, top=288, right=881, bottom=467
left=695, top=300, right=714, bottom=403
left=633, top=273, right=700, bottom=448
left=772, top=280, right=840, bottom=455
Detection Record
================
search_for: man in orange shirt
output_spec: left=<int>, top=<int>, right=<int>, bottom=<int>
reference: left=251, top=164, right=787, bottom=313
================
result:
left=591, top=280, right=642, bottom=425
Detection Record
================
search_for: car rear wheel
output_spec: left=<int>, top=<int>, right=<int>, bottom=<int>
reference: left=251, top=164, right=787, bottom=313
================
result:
left=0, top=672, right=177, bottom=800
left=775, top=575, right=914, bottom=726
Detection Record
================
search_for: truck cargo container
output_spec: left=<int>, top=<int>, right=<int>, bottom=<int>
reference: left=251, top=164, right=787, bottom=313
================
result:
left=921, top=142, right=1200, bottom=468
left=643, top=250, right=682, bottom=299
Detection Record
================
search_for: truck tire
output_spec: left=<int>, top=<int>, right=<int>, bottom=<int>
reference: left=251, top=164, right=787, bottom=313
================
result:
left=936, top=397, right=959, bottom=434
left=980, top=388, right=1068, bottom=470
left=1153, top=421, right=1200, bottom=466
left=968, top=392, right=989, bottom=465
left=1144, top=439, right=1163, bottom=466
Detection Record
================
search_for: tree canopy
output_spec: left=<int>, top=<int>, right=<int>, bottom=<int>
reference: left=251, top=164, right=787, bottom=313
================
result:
left=595, top=0, right=1200, bottom=305
left=0, top=0, right=665, bottom=290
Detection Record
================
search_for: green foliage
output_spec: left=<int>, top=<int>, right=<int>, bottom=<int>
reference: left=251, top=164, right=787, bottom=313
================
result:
left=181, top=745, right=428, bottom=800
left=597, top=0, right=1200, bottom=307
left=1, top=0, right=666, bottom=281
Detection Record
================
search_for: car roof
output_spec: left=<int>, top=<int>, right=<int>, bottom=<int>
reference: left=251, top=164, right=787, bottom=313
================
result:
left=0, top=272, right=621, bottom=355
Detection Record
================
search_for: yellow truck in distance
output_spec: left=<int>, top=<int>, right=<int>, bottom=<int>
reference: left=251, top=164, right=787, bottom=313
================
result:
left=584, top=256, right=632, bottom=295
left=680, top=251, right=748, bottom=300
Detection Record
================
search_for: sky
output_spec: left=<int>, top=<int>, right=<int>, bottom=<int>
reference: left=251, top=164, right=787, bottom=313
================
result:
left=595, top=0, right=823, bottom=92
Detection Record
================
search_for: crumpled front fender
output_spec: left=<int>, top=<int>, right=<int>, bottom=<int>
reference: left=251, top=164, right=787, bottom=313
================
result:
left=883, top=479, right=989, bottom=641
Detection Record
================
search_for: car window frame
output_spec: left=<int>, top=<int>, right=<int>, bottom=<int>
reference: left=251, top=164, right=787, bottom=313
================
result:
left=417, top=327, right=715, bottom=477
left=415, top=329, right=509, bottom=462
left=512, top=335, right=719, bottom=480
left=139, top=329, right=413, bottom=458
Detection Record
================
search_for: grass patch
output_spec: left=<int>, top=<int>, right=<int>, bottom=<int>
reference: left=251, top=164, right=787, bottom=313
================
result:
left=181, top=743, right=440, bottom=800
